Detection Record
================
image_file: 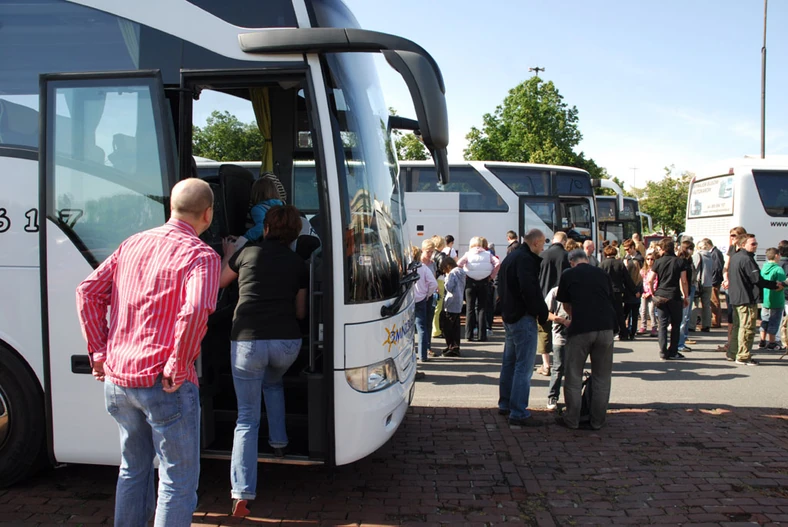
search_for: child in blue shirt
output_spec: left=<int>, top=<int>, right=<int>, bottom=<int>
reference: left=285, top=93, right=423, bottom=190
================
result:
left=440, top=257, right=466, bottom=357
left=229, top=177, right=285, bottom=252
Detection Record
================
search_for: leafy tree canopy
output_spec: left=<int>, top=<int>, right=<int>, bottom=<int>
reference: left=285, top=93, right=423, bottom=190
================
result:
left=193, top=110, right=263, bottom=162
left=463, top=77, right=625, bottom=195
left=638, top=165, right=691, bottom=235
left=389, top=107, right=430, bottom=161
left=464, top=77, right=581, bottom=164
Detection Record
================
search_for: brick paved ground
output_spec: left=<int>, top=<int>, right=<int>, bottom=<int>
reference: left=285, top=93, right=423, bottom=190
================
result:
left=2, top=405, right=788, bottom=526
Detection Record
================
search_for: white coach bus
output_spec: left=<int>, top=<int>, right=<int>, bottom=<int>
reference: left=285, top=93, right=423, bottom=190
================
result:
left=684, top=156, right=788, bottom=262
left=0, top=0, right=450, bottom=485
left=398, top=161, right=599, bottom=254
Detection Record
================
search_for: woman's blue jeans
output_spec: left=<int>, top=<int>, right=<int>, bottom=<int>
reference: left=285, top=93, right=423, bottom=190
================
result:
left=230, top=338, right=301, bottom=500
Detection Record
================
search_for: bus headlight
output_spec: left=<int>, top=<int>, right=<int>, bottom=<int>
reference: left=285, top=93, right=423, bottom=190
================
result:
left=345, top=358, right=398, bottom=392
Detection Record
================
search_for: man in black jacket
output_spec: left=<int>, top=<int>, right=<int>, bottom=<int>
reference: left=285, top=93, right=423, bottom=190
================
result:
left=540, top=232, right=570, bottom=297
left=728, top=233, right=784, bottom=365
left=498, top=229, right=549, bottom=427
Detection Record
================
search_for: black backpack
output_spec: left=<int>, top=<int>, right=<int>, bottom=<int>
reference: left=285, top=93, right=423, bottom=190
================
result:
left=580, top=372, right=593, bottom=422
left=710, top=246, right=725, bottom=288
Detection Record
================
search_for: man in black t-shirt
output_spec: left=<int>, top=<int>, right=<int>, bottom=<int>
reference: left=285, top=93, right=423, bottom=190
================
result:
left=556, top=249, right=617, bottom=430
left=648, top=238, right=689, bottom=360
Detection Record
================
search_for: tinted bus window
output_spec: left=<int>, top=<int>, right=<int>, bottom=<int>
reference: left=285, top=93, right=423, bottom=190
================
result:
left=597, top=199, right=616, bottom=221
left=485, top=165, right=549, bottom=196
left=555, top=172, right=593, bottom=196
left=753, top=170, right=788, bottom=217
left=410, top=165, right=508, bottom=212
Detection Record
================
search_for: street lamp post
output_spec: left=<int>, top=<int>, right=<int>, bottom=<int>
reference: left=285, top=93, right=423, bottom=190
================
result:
left=761, top=0, right=768, bottom=159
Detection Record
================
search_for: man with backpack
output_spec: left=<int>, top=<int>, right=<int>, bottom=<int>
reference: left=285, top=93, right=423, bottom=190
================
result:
left=555, top=249, right=618, bottom=430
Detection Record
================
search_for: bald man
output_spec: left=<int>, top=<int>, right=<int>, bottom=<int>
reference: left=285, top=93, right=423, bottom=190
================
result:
left=77, top=178, right=220, bottom=527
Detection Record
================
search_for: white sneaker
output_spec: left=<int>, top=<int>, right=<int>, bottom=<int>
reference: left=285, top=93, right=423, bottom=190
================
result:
left=547, top=397, right=558, bottom=411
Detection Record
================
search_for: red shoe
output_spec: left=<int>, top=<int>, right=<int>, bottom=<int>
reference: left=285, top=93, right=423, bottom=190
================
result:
left=232, top=499, right=251, bottom=517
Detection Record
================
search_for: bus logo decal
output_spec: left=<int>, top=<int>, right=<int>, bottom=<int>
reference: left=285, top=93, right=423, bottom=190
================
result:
left=383, top=317, right=414, bottom=354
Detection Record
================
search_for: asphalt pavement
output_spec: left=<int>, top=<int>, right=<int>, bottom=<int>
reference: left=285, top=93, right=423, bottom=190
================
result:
left=413, top=322, right=788, bottom=410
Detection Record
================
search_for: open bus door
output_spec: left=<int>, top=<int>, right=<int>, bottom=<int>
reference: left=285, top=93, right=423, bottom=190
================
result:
left=39, top=70, right=176, bottom=464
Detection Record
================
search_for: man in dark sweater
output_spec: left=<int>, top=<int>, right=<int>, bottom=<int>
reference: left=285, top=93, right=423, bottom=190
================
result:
left=728, top=233, right=785, bottom=365
left=506, top=230, right=521, bottom=255
left=536, top=232, right=570, bottom=375
left=556, top=249, right=618, bottom=430
left=498, top=229, right=549, bottom=427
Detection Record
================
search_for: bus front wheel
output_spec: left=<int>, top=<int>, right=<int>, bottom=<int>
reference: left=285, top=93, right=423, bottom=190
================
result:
left=0, top=345, right=46, bottom=488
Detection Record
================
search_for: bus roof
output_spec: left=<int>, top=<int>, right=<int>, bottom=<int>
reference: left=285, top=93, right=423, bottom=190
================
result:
left=694, top=155, right=788, bottom=182
left=398, top=160, right=590, bottom=175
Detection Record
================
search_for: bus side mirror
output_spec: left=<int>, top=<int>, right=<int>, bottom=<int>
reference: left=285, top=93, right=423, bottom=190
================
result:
left=383, top=50, right=449, bottom=185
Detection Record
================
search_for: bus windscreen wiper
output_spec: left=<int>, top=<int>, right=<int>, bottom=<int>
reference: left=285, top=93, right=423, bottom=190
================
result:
left=381, top=261, right=420, bottom=318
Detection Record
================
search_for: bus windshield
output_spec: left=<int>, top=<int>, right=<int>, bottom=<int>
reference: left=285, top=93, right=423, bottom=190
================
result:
left=753, top=170, right=788, bottom=217
left=324, top=52, right=406, bottom=303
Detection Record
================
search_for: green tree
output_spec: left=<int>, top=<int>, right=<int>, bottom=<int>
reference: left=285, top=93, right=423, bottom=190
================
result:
left=464, top=76, right=581, bottom=164
left=388, top=107, right=430, bottom=160
left=192, top=110, right=263, bottom=162
left=639, top=165, right=691, bottom=235
left=396, top=133, right=430, bottom=160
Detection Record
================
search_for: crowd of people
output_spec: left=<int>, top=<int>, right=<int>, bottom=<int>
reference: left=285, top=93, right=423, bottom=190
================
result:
left=415, top=226, right=788, bottom=430
left=75, top=179, right=788, bottom=525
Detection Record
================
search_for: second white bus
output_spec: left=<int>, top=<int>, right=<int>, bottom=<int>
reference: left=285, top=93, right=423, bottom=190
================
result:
left=399, top=161, right=599, bottom=254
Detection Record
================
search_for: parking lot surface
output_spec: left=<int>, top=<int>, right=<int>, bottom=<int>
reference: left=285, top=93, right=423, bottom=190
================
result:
left=2, top=326, right=788, bottom=526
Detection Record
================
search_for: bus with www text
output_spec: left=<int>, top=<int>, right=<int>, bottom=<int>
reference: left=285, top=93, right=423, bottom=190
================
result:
left=684, top=156, right=788, bottom=261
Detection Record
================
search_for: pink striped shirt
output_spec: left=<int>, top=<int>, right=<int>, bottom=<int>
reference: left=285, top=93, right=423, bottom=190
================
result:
left=76, top=219, right=220, bottom=388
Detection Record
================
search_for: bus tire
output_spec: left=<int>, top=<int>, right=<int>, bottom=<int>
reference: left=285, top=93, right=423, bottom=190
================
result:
left=0, top=345, right=46, bottom=488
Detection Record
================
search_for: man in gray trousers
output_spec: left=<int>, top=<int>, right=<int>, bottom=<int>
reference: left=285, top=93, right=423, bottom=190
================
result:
left=556, top=249, right=618, bottom=430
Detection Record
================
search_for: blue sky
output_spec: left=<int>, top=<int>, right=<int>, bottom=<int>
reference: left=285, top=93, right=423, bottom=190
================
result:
left=343, top=0, right=788, bottom=188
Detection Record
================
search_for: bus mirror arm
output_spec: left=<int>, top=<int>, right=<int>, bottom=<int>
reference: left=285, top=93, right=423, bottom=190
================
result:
left=637, top=211, right=653, bottom=232
left=388, top=115, right=420, bottom=135
left=593, top=178, right=625, bottom=212
left=237, top=29, right=450, bottom=184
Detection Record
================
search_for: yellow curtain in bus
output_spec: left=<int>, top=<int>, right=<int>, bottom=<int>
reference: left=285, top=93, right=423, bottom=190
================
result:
left=251, top=87, right=273, bottom=173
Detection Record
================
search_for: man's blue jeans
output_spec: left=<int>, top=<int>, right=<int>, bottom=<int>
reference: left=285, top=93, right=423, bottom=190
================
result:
left=498, top=315, right=538, bottom=420
left=230, top=338, right=301, bottom=500
left=104, top=378, right=200, bottom=527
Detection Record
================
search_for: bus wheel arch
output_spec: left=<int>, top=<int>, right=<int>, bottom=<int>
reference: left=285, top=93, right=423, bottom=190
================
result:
left=0, top=342, right=47, bottom=488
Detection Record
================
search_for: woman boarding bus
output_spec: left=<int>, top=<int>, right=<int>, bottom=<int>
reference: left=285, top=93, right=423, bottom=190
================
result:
left=0, top=0, right=449, bottom=485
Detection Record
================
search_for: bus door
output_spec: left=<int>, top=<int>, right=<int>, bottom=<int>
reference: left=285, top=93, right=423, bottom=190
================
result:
left=178, top=70, right=329, bottom=463
left=40, top=71, right=175, bottom=464
left=559, top=197, right=595, bottom=245
left=519, top=196, right=557, bottom=241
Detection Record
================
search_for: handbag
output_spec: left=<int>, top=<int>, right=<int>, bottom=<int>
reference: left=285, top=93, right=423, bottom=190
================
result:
left=652, top=295, right=670, bottom=308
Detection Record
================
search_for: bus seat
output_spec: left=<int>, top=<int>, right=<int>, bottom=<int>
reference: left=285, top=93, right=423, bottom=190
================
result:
left=294, top=234, right=321, bottom=260
left=218, top=164, right=254, bottom=237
